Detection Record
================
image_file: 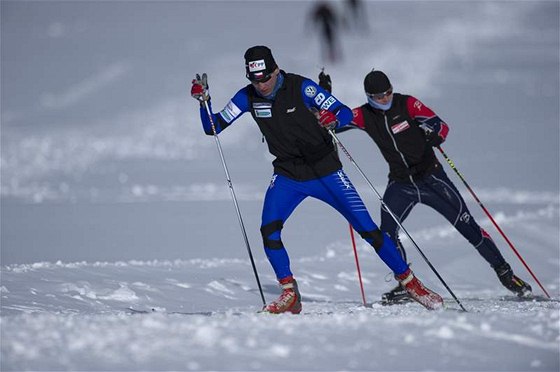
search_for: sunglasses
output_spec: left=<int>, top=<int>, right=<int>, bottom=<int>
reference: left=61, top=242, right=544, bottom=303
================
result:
left=248, top=72, right=274, bottom=84
left=367, top=88, right=393, bottom=100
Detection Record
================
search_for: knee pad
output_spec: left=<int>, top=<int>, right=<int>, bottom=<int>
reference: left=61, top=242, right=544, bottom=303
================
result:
left=260, top=220, right=284, bottom=249
left=359, top=229, right=385, bottom=251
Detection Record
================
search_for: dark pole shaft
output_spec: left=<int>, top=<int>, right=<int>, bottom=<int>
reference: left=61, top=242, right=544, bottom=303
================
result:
left=436, top=146, right=551, bottom=298
left=330, top=130, right=467, bottom=311
left=202, top=101, right=266, bottom=305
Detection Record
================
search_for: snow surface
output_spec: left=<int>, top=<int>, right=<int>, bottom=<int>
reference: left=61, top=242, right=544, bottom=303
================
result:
left=2, top=1, right=559, bottom=371
left=2, top=202, right=559, bottom=371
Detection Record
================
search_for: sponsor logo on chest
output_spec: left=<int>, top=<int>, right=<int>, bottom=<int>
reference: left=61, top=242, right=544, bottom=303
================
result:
left=253, top=102, right=272, bottom=118
left=390, top=120, right=410, bottom=134
left=255, top=109, right=272, bottom=118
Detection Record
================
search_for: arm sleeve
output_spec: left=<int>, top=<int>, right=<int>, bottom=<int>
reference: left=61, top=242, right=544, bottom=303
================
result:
left=335, top=107, right=365, bottom=133
left=199, top=87, right=251, bottom=135
left=406, top=96, right=449, bottom=141
left=300, top=79, right=353, bottom=130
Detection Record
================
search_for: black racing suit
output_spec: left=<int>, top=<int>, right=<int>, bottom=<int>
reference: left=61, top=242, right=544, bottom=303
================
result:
left=342, top=93, right=507, bottom=269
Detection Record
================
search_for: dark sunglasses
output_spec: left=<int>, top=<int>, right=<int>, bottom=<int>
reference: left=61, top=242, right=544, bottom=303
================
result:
left=367, top=88, right=393, bottom=100
left=248, top=72, right=274, bottom=84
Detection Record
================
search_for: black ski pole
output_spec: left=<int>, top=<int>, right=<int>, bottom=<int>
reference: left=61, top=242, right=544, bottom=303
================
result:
left=329, top=130, right=467, bottom=311
left=200, top=91, right=266, bottom=306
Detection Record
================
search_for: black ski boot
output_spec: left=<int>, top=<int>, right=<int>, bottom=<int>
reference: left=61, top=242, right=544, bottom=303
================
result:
left=495, top=263, right=532, bottom=297
left=381, top=283, right=414, bottom=305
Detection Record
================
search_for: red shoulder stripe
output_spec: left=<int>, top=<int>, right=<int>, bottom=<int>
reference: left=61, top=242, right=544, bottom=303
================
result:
left=351, top=107, right=366, bottom=129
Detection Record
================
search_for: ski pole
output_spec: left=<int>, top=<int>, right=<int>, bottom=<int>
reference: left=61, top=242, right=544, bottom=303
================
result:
left=349, top=224, right=367, bottom=306
left=202, top=99, right=266, bottom=306
left=329, top=130, right=467, bottom=311
left=329, top=122, right=367, bottom=306
left=436, top=146, right=551, bottom=298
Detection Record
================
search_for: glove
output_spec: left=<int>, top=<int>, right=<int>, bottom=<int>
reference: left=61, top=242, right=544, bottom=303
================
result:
left=191, top=73, right=210, bottom=102
left=426, top=131, right=444, bottom=147
left=318, top=70, right=332, bottom=93
left=318, top=109, right=338, bottom=131
left=420, top=124, right=444, bottom=147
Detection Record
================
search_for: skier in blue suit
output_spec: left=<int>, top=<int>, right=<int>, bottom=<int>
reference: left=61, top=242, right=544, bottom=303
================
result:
left=191, top=45, right=443, bottom=313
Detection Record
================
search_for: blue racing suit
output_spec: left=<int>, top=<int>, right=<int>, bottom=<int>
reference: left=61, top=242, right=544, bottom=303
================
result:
left=198, top=71, right=408, bottom=280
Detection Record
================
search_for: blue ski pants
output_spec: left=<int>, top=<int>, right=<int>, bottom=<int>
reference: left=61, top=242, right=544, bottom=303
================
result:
left=260, top=169, right=408, bottom=280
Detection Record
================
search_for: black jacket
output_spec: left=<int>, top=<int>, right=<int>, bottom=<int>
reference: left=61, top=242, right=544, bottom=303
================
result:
left=246, top=72, right=342, bottom=181
left=358, top=93, right=439, bottom=182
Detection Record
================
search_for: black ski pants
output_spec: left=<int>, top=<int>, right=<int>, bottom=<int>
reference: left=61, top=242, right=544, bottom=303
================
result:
left=380, top=163, right=507, bottom=269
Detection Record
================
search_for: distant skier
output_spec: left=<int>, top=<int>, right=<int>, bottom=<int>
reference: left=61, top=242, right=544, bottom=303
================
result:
left=343, top=0, right=369, bottom=32
left=318, top=69, right=533, bottom=304
left=309, top=1, right=341, bottom=63
left=191, top=46, right=444, bottom=313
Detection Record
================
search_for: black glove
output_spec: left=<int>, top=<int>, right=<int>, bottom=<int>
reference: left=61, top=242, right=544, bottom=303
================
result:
left=318, top=70, right=332, bottom=93
left=425, top=129, right=444, bottom=147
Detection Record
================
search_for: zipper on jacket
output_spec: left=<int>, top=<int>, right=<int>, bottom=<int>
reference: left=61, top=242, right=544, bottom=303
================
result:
left=383, top=113, right=422, bottom=202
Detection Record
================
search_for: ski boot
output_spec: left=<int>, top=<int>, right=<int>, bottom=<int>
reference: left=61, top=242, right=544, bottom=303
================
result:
left=381, top=283, right=414, bottom=305
left=261, top=276, right=302, bottom=314
left=395, top=268, right=443, bottom=310
left=495, top=263, right=532, bottom=297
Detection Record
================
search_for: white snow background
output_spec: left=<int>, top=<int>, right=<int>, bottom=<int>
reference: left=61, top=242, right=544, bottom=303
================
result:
left=1, top=1, right=559, bottom=371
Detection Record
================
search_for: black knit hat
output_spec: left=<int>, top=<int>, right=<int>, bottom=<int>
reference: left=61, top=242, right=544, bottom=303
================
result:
left=244, top=45, right=278, bottom=82
left=364, top=70, right=392, bottom=94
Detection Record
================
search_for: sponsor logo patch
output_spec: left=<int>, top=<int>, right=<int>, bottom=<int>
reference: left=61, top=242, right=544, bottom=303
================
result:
left=220, top=110, right=233, bottom=123
left=255, top=109, right=272, bottom=118
left=304, top=85, right=317, bottom=97
left=337, top=170, right=352, bottom=190
left=414, top=100, right=423, bottom=111
left=320, top=96, right=337, bottom=110
left=219, top=101, right=242, bottom=123
left=253, top=102, right=272, bottom=109
left=248, top=59, right=266, bottom=72
left=286, top=107, right=296, bottom=113
left=314, top=92, right=326, bottom=106
left=390, top=120, right=410, bottom=134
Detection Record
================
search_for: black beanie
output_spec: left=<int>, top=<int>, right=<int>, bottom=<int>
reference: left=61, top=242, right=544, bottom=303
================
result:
left=244, top=45, right=278, bottom=81
left=364, top=70, right=392, bottom=94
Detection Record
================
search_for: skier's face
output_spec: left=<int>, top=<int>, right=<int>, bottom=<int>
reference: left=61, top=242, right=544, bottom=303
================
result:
left=251, top=68, right=279, bottom=96
left=368, top=88, right=393, bottom=104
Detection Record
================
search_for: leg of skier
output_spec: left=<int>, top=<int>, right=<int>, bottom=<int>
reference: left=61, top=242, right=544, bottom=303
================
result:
left=259, top=174, right=306, bottom=314
left=315, top=170, right=443, bottom=310
left=379, top=180, right=421, bottom=304
left=423, top=167, right=532, bottom=297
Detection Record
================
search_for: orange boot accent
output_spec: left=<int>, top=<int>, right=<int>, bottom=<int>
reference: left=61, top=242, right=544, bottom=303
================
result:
left=396, top=269, right=443, bottom=310
left=262, top=276, right=302, bottom=314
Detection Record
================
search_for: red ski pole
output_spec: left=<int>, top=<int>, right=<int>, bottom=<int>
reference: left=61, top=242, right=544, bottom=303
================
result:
left=436, top=146, right=551, bottom=298
left=349, top=224, right=367, bottom=306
